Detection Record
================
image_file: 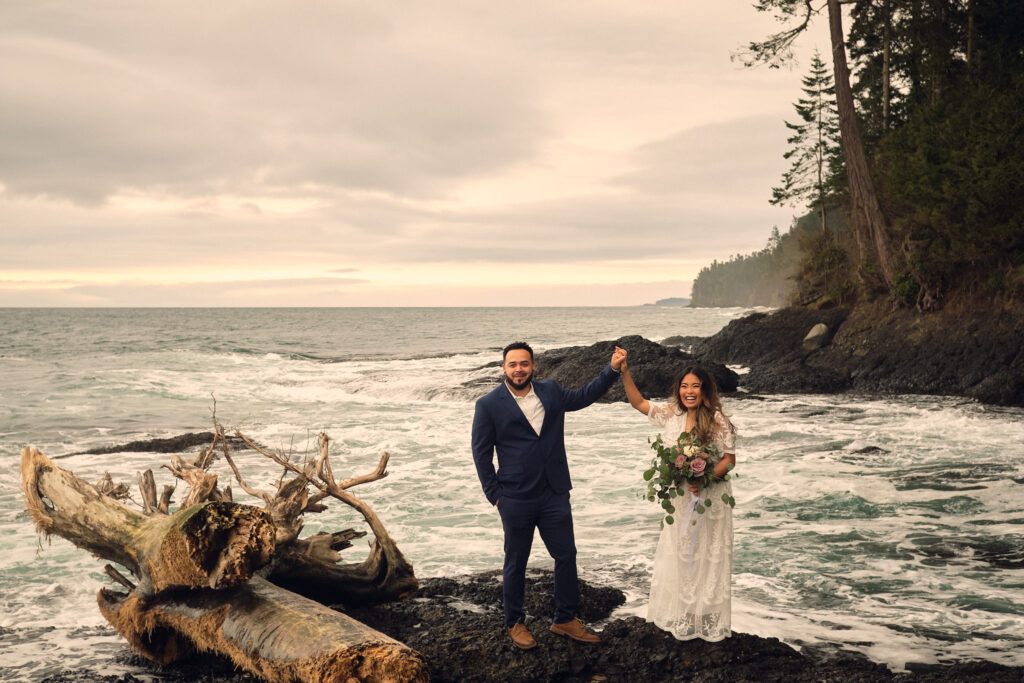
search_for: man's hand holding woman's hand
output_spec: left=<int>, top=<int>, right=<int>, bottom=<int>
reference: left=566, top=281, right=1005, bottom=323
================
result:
left=611, top=346, right=627, bottom=372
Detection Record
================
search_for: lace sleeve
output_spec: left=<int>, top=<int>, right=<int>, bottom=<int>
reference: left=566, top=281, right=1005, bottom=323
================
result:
left=647, top=401, right=676, bottom=428
left=714, top=411, right=736, bottom=454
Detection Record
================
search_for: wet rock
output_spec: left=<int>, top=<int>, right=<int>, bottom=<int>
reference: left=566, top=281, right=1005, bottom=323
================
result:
left=660, top=335, right=706, bottom=352
left=535, top=335, right=738, bottom=402
left=343, top=570, right=1022, bottom=683
left=696, top=308, right=851, bottom=367
left=71, top=432, right=252, bottom=456
left=696, top=304, right=1024, bottom=407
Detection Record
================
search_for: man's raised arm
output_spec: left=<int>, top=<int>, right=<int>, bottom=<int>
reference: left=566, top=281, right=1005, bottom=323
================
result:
left=562, top=349, right=624, bottom=412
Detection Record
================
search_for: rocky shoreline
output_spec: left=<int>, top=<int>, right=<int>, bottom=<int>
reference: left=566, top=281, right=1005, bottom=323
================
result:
left=694, top=303, right=1024, bottom=407
left=527, top=305, right=1023, bottom=408
left=38, top=570, right=1024, bottom=682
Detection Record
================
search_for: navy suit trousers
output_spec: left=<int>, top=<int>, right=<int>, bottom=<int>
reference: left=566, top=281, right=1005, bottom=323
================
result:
left=497, top=486, right=577, bottom=627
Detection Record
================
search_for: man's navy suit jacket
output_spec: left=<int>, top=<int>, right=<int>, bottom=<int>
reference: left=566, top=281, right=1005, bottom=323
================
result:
left=472, top=365, right=619, bottom=504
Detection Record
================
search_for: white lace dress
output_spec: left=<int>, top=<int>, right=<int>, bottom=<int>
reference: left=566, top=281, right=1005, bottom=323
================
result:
left=645, top=403, right=735, bottom=641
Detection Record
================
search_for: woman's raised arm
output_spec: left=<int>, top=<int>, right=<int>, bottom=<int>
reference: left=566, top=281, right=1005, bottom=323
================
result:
left=618, top=351, right=650, bottom=415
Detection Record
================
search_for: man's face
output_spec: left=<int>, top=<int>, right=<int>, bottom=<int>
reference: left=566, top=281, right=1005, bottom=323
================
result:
left=502, top=349, right=535, bottom=391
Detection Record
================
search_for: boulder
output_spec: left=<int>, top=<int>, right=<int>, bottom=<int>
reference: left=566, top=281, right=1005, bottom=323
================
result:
left=802, top=323, right=832, bottom=351
left=535, top=335, right=738, bottom=402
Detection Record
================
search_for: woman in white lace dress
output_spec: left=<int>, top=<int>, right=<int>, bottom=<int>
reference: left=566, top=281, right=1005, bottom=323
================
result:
left=620, top=354, right=736, bottom=641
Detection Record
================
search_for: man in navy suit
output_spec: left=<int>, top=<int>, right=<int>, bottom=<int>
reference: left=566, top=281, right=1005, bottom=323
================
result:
left=472, top=341, right=625, bottom=649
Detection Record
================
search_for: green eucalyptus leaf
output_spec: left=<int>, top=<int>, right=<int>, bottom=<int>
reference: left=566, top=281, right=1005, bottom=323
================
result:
left=665, top=515, right=674, bottom=525
left=696, top=505, right=705, bottom=514
left=643, top=468, right=655, bottom=481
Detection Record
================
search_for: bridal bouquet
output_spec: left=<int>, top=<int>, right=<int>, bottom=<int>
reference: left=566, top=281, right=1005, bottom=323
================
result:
left=643, top=431, right=735, bottom=526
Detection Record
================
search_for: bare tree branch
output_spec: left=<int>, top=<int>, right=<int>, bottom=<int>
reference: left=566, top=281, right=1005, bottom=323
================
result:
left=734, top=0, right=820, bottom=68
left=136, top=470, right=158, bottom=516
left=218, top=424, right=273, bottom=505
left=104, top=564, right=136, bottom=590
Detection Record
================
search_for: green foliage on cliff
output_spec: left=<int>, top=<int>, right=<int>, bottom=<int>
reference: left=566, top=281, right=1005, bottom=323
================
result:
left=742, top=0, right=1024, bottom=310
left=847, top=0, right=1024, bottom=307
left=875, top=76, right=1024, bottom=302
left=689, top=228, right=784, bottom=307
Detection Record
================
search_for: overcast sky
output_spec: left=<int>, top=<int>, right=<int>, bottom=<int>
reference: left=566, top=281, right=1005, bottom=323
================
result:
left=1, top=1, right=819, bottom=307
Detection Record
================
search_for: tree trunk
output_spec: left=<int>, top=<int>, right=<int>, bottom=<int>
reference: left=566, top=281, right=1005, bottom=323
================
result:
left=270, top=537, right=419, bottom=607
left=966, top=0, right=976, bottom=73
left=98, top=576, right=428, bottom=682
left=21, top=446, right=275, bottom=593
left=827, top=0, right=898, bottom=290
left=882, top=0, right=892, bottom=132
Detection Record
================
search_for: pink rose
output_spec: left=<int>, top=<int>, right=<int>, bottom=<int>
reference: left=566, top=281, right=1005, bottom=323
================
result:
left=674, top=454, right=687, bottom=468
left=689, top=458, right=707, bottom=475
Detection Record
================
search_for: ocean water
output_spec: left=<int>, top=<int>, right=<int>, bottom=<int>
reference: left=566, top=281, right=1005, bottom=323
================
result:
left=1, top=307, right=1023, bottom=681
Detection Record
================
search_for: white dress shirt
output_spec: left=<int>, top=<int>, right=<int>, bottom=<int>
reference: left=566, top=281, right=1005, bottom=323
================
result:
left=507, top=382, right=545, bottom=435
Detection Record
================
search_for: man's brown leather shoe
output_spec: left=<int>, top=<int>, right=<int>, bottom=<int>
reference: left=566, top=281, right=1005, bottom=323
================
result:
left=550, top=617, right=600, bottom=643
left=508, top=622, right=537, bottom=650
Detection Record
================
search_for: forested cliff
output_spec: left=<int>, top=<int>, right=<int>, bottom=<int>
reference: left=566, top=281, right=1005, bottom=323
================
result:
left=693, top=0, right=1024, bottom=311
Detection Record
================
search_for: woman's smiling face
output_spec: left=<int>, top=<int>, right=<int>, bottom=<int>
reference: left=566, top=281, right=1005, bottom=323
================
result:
left=678, top=373, right=703, bottom=411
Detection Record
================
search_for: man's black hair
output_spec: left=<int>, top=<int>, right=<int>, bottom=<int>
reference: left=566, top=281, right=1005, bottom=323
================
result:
left=502, top=341, right=534, bottom=361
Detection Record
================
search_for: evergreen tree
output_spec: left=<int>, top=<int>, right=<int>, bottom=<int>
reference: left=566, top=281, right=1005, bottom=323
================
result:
left=770, top=50, right=843, bottom=233
left=743, top=0, right=900, bottom=291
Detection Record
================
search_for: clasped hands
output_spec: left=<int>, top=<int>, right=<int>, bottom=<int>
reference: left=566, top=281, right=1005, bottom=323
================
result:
left=611, top=346, right=627, bottom=372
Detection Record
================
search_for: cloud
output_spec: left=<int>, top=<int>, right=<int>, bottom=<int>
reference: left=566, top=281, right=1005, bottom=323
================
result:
left=0, top=1, right=816, bottom=305
left=0, top=3, right=547, bottom=204
left=614, top=115, right=789, bottom=197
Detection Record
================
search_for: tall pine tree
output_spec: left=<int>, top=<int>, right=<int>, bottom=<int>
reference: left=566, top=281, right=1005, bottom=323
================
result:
left=771, top=50, right=843, bottom=234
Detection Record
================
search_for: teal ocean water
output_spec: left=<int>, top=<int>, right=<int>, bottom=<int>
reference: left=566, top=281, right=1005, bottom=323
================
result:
left=2, top=307, right=1023, bottom=680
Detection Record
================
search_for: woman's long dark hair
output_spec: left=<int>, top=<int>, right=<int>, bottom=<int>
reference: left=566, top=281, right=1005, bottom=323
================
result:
left=669, top=365, right=731, bottom=443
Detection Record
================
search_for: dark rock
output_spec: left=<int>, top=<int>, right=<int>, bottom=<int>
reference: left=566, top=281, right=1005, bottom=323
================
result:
left=534, top=335, right=738, bottom=402
left=696, top=308, right=851, bottom=366
left=743, top=361, right=851, bottom=394
left=660, top=335, right=706, bottom=352
left=853, top=446, right=890, bottom=454
left=343, top=570, right=1022, bottom=683
left=696, top=304, right=1024, bottom=406
left=966, top=371, right=1024, bottom=405
left=69, top=432, right=252, bottom=457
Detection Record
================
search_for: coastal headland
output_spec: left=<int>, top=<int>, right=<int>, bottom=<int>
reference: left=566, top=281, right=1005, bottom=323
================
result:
left=694, top=304, right=1024, bottom=407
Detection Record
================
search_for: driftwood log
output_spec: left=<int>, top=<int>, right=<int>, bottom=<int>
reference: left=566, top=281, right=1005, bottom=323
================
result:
left=98, top=577, right=426, bottom=682
left=21, top=446, right=275, bottom=594
left=20, top=424, right=426, bottom=683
